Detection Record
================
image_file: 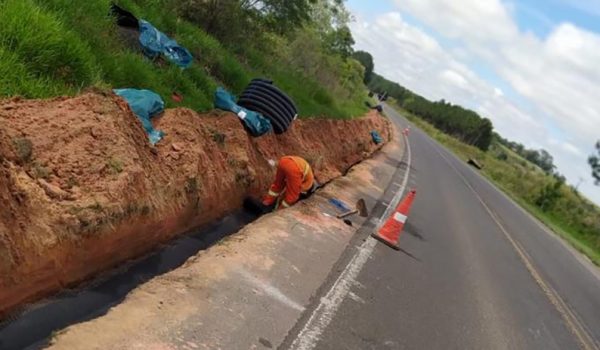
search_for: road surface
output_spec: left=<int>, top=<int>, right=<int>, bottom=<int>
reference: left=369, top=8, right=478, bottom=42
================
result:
left=282, top=106, right=600, bottom=350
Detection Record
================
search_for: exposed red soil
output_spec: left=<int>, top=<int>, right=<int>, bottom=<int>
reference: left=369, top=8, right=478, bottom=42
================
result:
left=0, top=92, right=391, bottom=318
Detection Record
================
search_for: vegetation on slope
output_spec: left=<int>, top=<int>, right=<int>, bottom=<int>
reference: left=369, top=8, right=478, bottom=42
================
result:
left=495, top=135, right=557, bottom=175
left=0, top=0, right=368, bottom=119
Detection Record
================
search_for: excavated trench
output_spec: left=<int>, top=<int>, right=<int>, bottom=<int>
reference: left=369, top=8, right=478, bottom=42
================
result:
left=0, top=210, right=257, bottom=350
left=0, top=160, right=380, bottom=350
left=0, top=92, right=391, bottom=347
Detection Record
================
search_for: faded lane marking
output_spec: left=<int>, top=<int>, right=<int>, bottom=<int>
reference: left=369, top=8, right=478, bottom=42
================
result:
left=288, top=132, right=412, bottom=350
left=430, top=139, right=599, bottom=350
left=236, top=268, right=305, bottom=312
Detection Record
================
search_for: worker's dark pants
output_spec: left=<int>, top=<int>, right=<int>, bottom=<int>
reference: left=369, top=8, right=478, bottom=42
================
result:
left=299, top=181, right=319, bottom=200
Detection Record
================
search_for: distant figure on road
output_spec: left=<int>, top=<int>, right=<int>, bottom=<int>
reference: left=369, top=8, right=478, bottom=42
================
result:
left=262, top=156, right=317, bottom=210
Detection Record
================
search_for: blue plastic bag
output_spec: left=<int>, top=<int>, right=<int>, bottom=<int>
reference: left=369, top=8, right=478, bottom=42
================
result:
left=371, top=130, right=383, bottom=144
left=139, top=20, right=193, bottom=68
left=114, top=89, right=165, bottom=145
left=214, top=87, right=272, bottom=137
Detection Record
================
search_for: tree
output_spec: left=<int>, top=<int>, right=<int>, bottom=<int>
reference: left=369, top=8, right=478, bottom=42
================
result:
left=311, top=0, right=352, bottom=33
left=473, top=118, right=493, bottom=151
left=352, top=50, right=374, bottom=83
left=310, top=0, right=355, bottom=57
left=589, top=141, right=600, bottom=185
left=535, top=174, right=565, bottom=211
left=178, top=0, right=317, bottom=43
left=324, top=25, right=354, bottom=57
left=176, top=0, right=252, bottom=43
left=537, top=149, right=556, bottom=174
left=251, top=0, right=317, bottom=34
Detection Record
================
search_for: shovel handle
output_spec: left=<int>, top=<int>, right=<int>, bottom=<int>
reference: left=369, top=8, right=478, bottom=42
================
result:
left=337, top=209, right=359, bottom=219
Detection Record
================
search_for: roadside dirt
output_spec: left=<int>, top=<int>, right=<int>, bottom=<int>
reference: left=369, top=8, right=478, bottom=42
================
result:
left=0, top=92, right=391, bottom=319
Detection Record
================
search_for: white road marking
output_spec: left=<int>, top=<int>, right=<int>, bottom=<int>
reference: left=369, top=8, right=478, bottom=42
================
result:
left=236, top=268, right=305, bottom=312
left=288, top=133, right=412, bottom=350
left=348, top=291, right=366, bottom=304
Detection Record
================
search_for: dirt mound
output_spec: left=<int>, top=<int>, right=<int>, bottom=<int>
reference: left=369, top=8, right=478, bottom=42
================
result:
left=0, top=92, right=391, bottom=318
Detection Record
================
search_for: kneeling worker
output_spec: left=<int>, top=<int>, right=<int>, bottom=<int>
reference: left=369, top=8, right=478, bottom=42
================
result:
left=262, top=156, right=318, bottom=210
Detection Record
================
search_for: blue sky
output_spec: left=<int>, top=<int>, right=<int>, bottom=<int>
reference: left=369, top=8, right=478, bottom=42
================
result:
left=515, top=0, right=600, bottom=35
left=348, top=0, right=600, bottom=96
left=348, top=0, right=600, bottom=35
left=346, top=0, right=600, bottom=204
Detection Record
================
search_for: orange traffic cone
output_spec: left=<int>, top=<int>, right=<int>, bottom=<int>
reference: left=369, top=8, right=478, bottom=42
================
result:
left=372, top=190, right=417, bottom=250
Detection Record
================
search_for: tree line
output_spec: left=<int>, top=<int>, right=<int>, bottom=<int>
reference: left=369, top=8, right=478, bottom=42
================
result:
left=354, top=50, right=599, bottom=189
left=494, top=134, right=556, bottom=174
left=364, top=70, right=493, bottom=151
left=176, top=0, right=355, bottom=59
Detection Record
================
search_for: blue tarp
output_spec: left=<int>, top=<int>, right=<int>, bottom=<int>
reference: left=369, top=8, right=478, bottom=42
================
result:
left=371, top=130, right=383, bottom=144
left=139, top=20, right=193, bottom=68
left=214, top=87, right=272, bottom=137
left=114, top=88, right=165, bottom=145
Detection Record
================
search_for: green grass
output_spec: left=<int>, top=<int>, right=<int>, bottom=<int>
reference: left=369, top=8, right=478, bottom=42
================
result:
left=394, top=104, right=600, bottom=266
left=518, top=200, right=600, bottom=265
left=0, top=0, right=367, bottom=119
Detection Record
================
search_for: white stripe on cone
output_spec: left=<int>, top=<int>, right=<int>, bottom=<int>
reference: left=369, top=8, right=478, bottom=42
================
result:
left=393, top=212, right=407, bottom=223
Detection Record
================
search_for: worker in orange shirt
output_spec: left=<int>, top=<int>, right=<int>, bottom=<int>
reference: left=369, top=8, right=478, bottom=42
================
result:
left=262, top=156, right=318, bottom=210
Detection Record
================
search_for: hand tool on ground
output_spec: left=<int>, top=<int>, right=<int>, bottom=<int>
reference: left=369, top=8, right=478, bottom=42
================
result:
left=336, top=198, right=368, bottom=219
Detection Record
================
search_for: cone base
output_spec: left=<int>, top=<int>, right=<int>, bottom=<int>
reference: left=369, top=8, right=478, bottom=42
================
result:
left=371, top=232, right=400, bottom=250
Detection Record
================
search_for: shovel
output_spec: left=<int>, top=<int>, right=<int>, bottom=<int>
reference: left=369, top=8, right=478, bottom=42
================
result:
left=336, top=198, right=368, bottom=219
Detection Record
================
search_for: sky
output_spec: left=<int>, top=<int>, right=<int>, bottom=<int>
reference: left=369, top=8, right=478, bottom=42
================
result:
left=346, top=0, right=600, bottom=205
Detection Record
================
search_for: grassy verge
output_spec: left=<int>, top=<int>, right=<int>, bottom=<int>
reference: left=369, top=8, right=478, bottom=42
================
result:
left=395, top=105, right=600, bottom=266
left=0, top=0, right=367, bottom=119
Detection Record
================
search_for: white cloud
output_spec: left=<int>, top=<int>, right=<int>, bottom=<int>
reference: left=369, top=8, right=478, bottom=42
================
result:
left=441, top=70, right=468, bottom=89
left=349, top=2, right=600, bottom=204
left=496, top=24, right=600, bottom=143
left=393, top=0, right=518, bottom=44
left=562, top=142, right=583, bottom=156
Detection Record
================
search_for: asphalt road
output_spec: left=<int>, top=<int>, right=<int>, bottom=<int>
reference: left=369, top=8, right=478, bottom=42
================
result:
left=283, top=106, right=600, bottom=350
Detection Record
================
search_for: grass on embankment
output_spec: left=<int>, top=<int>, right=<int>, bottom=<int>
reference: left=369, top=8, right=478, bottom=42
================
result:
left=0, top=0, right=367, bottom=119
left=394, top=105, right=600, bottom=267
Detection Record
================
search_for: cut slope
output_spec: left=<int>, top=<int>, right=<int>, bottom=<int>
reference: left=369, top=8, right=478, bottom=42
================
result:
left=0, top=92, right=391, bottom=318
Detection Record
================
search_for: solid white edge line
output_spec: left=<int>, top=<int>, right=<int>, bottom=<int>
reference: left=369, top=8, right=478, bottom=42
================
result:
left=288, top=125, right=412, bottom=350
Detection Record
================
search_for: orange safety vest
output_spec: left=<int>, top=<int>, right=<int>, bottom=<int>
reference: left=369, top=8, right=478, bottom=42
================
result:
left=264, top=156, right=314, bottom=208
left=290, top=156, right=314, bottom=193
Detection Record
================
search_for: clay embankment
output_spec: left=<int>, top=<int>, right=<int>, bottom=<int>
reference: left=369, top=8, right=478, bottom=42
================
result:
left=0, top=92, right=391, bottom=318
